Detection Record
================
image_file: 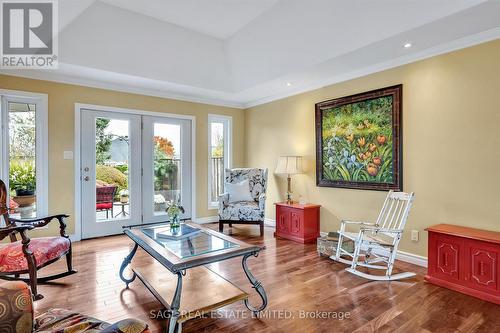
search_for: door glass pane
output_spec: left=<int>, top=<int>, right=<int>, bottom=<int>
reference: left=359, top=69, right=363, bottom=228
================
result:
left=153, top=123, right=181, bottom=215
left=210, top=122, right=224, bottom=202
left=8, top=102, right=37, bottom=218
left=95, top=117, right=130, bottom=221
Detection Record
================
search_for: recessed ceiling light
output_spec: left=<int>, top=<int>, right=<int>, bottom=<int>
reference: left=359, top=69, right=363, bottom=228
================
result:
left=286, top=82, right=292, bottom=86
left=403, top=42, right=412, bottom=48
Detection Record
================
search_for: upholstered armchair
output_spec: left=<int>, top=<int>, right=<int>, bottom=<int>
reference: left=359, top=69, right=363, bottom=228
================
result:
left=218, top=168, right=268, bottom=236
left=0, top=281, right=151, bottom=333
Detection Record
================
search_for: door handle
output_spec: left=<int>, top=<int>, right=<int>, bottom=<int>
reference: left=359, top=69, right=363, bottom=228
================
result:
left=84, top=176, right=90, bottom=181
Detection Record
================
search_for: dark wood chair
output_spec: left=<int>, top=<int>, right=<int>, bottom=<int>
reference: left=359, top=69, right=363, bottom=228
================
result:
left=0, top=179, right=77, bottom=300
left=96, top=185, right=117, bottom=219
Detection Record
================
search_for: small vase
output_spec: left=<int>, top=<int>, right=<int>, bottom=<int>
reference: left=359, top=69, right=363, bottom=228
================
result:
left=170, top=215, right=180, bottom=228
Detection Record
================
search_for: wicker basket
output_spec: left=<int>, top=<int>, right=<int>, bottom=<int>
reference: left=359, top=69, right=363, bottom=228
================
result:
left=317, top=232, right=354, bottom=257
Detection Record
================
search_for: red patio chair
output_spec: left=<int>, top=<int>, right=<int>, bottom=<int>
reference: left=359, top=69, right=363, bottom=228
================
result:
left=96, top=185, right=117, bottom=218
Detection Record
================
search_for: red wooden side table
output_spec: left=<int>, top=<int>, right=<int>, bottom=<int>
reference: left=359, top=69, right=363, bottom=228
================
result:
left=425, top=224, right=500, bottom=305
left=274, top=203, right=321, bottom=244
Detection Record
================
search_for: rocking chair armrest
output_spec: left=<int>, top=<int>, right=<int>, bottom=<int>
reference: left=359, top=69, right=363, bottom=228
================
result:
left=0, top=224, right=34, bottom=241
left=360, top=226, right=404, bottom=234
left=341, top=220, right=375, bottom=226
left=10, top=214, right=70, bottom=237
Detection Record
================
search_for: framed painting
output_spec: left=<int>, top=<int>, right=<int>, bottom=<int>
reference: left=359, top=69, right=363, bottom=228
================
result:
left=315, top=85, right=402, bottom=191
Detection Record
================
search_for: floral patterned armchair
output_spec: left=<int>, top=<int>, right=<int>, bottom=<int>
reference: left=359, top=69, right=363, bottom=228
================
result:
left=218, top=168, right=268, bottom=236
left=0, top=280, right=151, bottom=333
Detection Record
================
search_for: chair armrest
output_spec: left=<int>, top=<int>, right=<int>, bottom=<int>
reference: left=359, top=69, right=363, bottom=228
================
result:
left=0, top=224, right=34, bottom=241
left=101, top=319, right=150, bottom=333
left=341, top=220, right=375, bottom=225
left=0, top=281, right=34, bottom=332
left=360, top=226, right=403, bottom=234
left=258, top=193, right=266, bottom=211
left=10, top=214, right=69, bottom=237
left=218, top=193, right=229, bottom=207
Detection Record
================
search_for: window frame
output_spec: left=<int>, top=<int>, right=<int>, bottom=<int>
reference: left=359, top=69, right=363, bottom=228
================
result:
left=207, top=114, right=232, bottom=210
left=0, top=90, right=49, bottom=217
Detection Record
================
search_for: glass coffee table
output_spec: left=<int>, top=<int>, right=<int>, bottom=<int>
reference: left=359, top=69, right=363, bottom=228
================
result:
left=119, top=221, right=267, bottom=333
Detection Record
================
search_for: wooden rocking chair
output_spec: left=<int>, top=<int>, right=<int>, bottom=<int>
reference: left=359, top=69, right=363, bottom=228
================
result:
left=0, top=179, right=77, bottom=300
left=332, top=191, right=415, bottom=281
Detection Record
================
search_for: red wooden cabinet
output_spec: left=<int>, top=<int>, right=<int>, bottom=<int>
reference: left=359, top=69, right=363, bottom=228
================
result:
left=426, top=224, right=500, bottom=305
left=274, top=203, right=320, bottom=244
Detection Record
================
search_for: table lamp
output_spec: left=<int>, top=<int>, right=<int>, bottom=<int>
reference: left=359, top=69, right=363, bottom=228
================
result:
left=275, top=156, right=303, bottom=204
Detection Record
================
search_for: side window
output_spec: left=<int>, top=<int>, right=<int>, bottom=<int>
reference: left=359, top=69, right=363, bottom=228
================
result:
left=208, top=115, right=231, bottom=209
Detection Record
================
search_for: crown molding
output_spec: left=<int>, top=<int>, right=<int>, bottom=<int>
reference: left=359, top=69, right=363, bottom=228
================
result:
left=0, top=65, right=246, bottom=109
left=243, top=27, right=500, bottom=108
left=1, top=28, right=499, bottom=110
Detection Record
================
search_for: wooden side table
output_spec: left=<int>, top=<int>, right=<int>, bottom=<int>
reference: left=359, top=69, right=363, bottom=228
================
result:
left=274, top=202, right=321, bottom=244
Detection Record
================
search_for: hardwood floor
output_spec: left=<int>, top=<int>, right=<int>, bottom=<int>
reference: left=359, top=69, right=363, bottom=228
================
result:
left=33, top=224, right=500, bottom=332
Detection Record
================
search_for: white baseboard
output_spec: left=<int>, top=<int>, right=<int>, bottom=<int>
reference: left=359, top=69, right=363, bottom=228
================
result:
left=393, top=250, right=428, bottom=268
left=68, top=234, right=81, bottom=242
left=319, top=231, right=428, bottom=267
left=193, top=216, right=219, bottom=224
left=264, top=218, right=276, bottom=227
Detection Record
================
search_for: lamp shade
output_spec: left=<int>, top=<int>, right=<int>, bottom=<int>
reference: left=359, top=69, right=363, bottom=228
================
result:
left=275, top=156, right=303, bottom=175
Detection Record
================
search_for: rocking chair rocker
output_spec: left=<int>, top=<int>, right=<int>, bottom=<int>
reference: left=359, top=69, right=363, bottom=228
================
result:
left=332, top=191, right=415, bottom=281
left=0, top=179, right=77, bottom=300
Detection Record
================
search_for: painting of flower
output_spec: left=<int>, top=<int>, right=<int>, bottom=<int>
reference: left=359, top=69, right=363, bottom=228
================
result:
left=315, top=85, right=402, bottom=191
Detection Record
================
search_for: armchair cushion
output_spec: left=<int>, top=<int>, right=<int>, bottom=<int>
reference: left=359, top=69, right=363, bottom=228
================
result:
left=0, top=281, right=33, bottom=333
left=35, top=309, right=150, bottom=333
left=225, top=179, right=253, bottom=203
left=219, top=201, right=264, bottom=221
left=0, top=237, right=70, bottom=273
left=225, top=168, right=267, bottom=201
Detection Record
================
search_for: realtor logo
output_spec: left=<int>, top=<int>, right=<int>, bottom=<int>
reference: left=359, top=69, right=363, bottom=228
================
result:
left=1, top=0, right=58, bottom=68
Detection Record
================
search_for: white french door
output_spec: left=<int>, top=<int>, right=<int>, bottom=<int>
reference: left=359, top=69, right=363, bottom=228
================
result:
left=142, top=116, right=192, bottom=223
left=80, top=109, right=192, bottom=239
left=81, top=110, right=142, bottom=238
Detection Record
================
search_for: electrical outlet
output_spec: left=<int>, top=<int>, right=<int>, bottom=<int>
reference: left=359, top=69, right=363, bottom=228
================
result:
left=411, top=230, right=419, bottom=242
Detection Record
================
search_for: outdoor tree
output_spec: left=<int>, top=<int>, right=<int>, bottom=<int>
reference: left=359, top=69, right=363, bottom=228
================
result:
left=154, top=136, right=175, bottom=157
left=96, top=118, right=113, bottom=164
left=153, top=136, right=177, bottom=191
left=9, top=109, right=36, bottom=160
left=212, top=132, right=224, bottom=158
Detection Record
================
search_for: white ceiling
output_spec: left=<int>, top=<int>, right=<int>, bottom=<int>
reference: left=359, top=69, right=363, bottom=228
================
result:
left=99, top=0, right=280, bottom=39
left=3, top=0, right=500, bottom=108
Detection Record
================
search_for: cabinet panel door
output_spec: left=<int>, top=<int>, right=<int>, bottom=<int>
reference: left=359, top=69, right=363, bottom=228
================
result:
left=290, top=210, right=302, bottom=236
left=277, top=208, right=290, bottom=234
left=466, top=240, right=499, bottom=293
left=432, top=234, right=463, bottom=283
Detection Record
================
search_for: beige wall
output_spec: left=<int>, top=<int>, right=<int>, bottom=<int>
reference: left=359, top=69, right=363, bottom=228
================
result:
left=244, top=39, right=500, bottom=257
left=0, top=75, right=245, bottom=237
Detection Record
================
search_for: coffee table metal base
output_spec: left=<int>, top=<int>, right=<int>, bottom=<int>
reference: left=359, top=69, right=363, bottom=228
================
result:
left=119, top=251, right=265, bottom=333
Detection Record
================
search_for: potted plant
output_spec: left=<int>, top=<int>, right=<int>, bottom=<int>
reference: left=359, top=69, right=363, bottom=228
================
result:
left=154, top=194, right=166, bottom=212
left=119, top=189, right=129, bottom=203
left=10, top=162, right=36, bottom=209
left=166, top=199, right=184, bottom=228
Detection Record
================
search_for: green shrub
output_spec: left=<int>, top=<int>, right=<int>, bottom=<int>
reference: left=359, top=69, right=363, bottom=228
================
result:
left=96, top=165, right=128, bottom=194
left=114, top=164, right=128, bottom=174
left=9, top=160, right=36, bottom=192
